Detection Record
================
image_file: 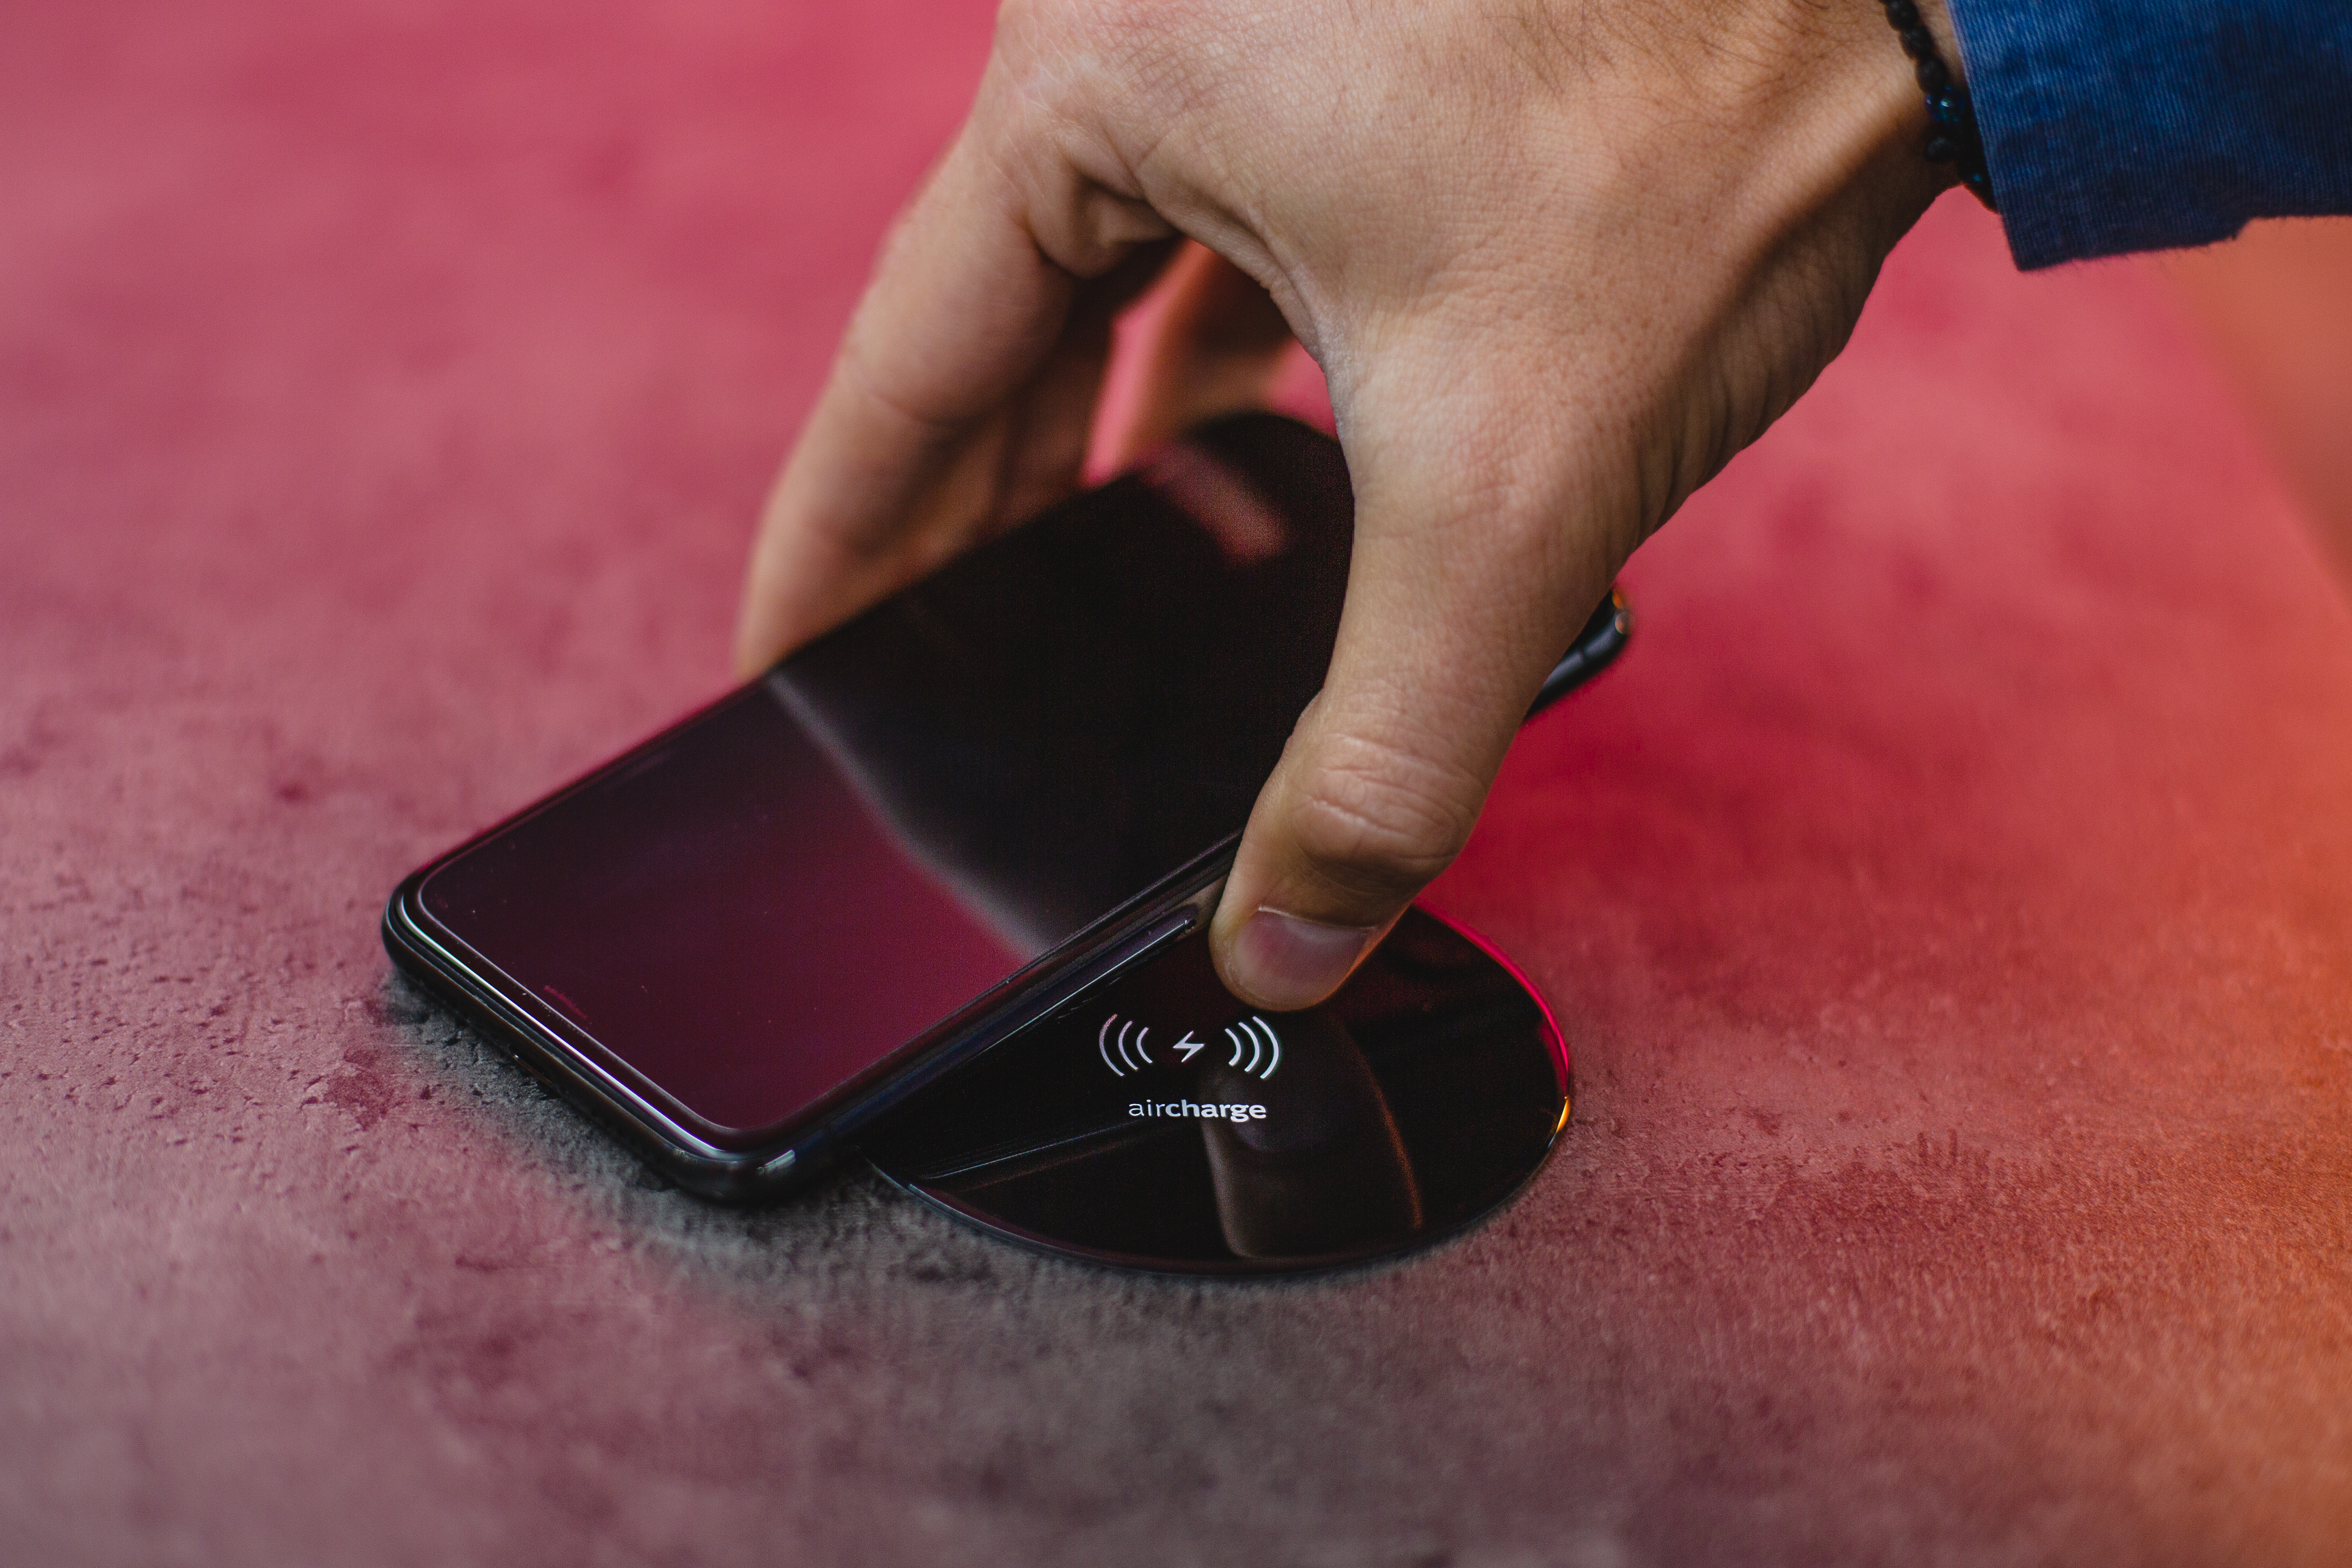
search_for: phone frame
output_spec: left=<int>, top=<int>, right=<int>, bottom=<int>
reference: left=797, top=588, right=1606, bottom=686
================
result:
left=382, top=583, right=1629, bottom=1203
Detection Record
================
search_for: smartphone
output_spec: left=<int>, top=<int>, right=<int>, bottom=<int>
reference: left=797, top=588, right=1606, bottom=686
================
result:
left=382, top=415, right=1629, bottom=1200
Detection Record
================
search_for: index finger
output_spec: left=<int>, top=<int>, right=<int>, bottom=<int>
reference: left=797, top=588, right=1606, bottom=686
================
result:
left=735, top=65, right=1188, bottom=667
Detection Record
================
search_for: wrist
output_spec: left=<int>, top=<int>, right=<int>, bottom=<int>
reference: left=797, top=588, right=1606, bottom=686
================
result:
left=1911, top=0, right=1962, bottom=66
left=1873, top=0, right=1994, bottom=206
left=1639, top=0, right=1957, bottom=239
left=1702, top=0, right=1977, bottom=223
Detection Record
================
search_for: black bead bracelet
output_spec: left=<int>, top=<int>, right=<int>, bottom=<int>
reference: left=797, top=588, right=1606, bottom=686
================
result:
left=1877, top=0, right=1996, bottom=210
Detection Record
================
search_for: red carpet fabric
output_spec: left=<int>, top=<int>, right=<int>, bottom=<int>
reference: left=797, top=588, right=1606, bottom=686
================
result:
left=6, top=3, right=2351, bottom=1563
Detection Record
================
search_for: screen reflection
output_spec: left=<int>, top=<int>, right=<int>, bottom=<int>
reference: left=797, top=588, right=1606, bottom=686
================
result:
left=418, top=417, right=1356, bottom=1139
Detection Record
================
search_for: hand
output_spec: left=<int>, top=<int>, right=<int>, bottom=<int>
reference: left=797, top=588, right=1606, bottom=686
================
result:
left=736, top=0, right=1956, bottom=1009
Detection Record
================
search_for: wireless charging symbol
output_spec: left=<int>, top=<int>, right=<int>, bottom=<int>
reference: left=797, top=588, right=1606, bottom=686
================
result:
left=1097, top=1012, right=1281, bottom=1081
left=1097, top=1015, right=1152, bottom=1076
left=1224, top=1016, right=1282, bottom=1080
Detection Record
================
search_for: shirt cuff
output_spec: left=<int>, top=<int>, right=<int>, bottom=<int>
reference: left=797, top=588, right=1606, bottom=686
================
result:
left=1943, top=0, right=2352, bottom=269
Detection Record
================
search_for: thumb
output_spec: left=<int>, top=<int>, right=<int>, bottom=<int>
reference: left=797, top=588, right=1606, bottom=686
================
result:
left=1208, top=362, right=1623, bottom=1010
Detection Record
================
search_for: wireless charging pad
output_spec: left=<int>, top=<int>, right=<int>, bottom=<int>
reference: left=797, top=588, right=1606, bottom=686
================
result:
left=863, top=908, right=1569, bottom=1275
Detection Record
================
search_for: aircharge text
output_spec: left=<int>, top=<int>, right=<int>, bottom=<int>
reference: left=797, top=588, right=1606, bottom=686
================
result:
left=1131, top=1100, right=1267, bottom=1121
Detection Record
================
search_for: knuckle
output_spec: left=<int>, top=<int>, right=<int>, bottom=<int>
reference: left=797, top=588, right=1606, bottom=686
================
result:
left=993, top=0, right=1138, bottom=85
left=1285, top=732, right=1481, bottom=903
left=982, top=0, right=1185, bottom=267
left=993, top=0, right=1190, bottom=129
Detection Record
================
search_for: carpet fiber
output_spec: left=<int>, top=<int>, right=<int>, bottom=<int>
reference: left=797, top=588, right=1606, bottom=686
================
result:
left=6, top=3, right=2351, bottom=1563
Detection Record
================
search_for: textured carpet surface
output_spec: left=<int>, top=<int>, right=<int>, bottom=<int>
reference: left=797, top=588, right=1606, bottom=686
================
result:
left=6, top=3, right=2352, bottom=1565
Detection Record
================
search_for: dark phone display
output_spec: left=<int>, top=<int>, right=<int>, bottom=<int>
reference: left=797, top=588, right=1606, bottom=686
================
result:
left=418, top=418, right=1356, bottom=1141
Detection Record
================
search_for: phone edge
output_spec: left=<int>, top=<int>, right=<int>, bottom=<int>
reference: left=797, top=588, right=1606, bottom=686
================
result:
left=382, top=844, right=1227, bottom=1202
left=1528, top=587, right=1632, bottom=719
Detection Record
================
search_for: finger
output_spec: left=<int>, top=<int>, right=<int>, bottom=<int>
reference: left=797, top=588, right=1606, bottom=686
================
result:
left=734, top=117, right=1175, bottom=675
left=973, top=237, right=1189, bottom=529
left=1208, top=334, right=1625, bottom=1010
left=1097, top=242, right=1299, bottom=470
left=734, top=135, right=1069, bottom=673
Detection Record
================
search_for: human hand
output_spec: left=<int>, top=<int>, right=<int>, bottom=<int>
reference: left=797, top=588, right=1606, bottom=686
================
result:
left=736, top=0, right=1956, bottom=1010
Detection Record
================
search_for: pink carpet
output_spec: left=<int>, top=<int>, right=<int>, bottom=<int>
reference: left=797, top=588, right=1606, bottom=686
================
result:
left=6, top=2, right=2351, bottom=1562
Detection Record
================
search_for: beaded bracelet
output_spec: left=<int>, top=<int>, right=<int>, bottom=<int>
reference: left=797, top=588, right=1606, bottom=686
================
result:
left=1877, top=0, right=1996, bottom=210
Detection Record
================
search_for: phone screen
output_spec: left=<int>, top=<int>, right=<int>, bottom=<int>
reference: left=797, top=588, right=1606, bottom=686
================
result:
left=413, top=417, right=1356, bottom=1143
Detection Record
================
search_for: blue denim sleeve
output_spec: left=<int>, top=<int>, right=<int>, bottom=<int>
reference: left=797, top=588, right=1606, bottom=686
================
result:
left=1943, top=0, right=2352, bottom=269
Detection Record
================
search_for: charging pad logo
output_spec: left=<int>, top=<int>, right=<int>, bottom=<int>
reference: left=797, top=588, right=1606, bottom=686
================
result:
left=1098, top=1013, right=1282, bottom=1081
left=1097, top=1016, right=1153, bottom=1076
left=1223, top=1017, right=1281, bottom=1081
left=1099, top=1010, right=1281, bottom=1121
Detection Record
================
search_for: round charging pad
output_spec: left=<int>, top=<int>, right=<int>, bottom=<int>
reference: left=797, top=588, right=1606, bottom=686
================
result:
left=863, top=907, right=1569, bottom=1275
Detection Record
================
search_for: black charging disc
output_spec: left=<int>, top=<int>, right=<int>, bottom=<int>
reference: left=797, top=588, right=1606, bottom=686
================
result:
left=863, top=907, right=1569, bottom=1275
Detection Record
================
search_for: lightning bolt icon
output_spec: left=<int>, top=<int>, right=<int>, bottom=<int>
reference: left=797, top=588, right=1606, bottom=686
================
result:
left=1171, top=1031, right=1205, bottom=1062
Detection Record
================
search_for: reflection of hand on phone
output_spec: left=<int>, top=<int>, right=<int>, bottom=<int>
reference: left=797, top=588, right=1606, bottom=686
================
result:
left=736, top=0, right=1960, bottom=1012
left=760, top=421, right=1352, bottom=955
left=1196, top=1012, right=1421, bottom=1260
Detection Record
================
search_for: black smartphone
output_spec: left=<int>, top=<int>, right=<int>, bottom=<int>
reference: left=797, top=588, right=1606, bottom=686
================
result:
left=382, top=415, right=1629, bottom=1200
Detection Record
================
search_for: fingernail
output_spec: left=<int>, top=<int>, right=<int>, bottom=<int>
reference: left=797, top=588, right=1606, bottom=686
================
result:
left=1231, top=908, right=1378, bottom=1010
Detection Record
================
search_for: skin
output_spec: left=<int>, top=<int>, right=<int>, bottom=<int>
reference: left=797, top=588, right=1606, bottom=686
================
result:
left=737, top=0, right=1961, bottom=1011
